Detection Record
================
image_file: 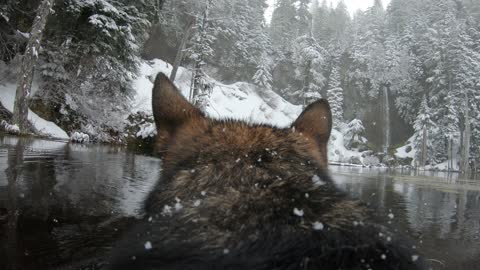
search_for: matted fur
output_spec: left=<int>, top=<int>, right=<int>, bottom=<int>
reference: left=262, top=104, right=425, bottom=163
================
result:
left=108, top=73, right=426, bottom=270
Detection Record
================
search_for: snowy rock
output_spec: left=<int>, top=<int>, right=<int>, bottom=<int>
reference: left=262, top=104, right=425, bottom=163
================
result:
left=136, top=122, right=157, bottom=139
left=349, top=156, right=362, bottom=165
left=0, top=120, right=19, bottom=133
left=70, top=132, right=90, bottom=143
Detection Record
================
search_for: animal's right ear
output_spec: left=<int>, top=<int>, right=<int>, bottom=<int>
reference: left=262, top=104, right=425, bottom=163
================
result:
left=152, top=73, right=205, bottom=146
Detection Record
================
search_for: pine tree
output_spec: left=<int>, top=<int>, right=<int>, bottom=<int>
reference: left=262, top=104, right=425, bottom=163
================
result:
left=291, top=35, right=325, bottom=107
left=344, top=119, right=367, bottom=149
left=157, top=0, right=203, bottom=50
left=386, top=0, right=419, bottom=34
left=413, top=96, right=436, bottom=167
left=349, top=0, right=386, bottom=99
left=312, top=0, right=331, bottom=46
left=187, top=0, right=216, bottom=107
left=16, top=0, right=154, bottom=139
left=296, top=0, right=312, bottom=37
left=330, top=1, right=350, bottom=41
left=465, top=0, right=480, bottom=23
left=269, top=0, right=297, bottom=51
left=210, top=0, right=271, bottom=80
left=253, top=56, right=273, bottom=91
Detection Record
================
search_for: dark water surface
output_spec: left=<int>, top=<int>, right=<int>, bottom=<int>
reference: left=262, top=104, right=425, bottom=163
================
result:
left=1, top=135, right=479, bottom=269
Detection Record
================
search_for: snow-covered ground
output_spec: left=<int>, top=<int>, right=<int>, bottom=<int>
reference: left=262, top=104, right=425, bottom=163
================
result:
left=132, top=59, right=366, bottom=164
left=132, top=59, right=301, bottom=126
left=395, top=136, right=415, bottom=161
left=425, top=159, right=460, bottom=171
left=394, top=136, right=461, bottom=171
left=328, top=129, right=366, bottom=164
left=0, top=81, right=69, bottom=140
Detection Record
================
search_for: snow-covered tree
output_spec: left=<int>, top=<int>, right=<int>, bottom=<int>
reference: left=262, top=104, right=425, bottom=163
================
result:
left=34, top=0, right=154, bottom=138
left=344, top=119, right=367, bottom=149
left=312, top=0, right=331, bottom=46
left=291, top=35, right=325, bottom=107
left=156, top=0, right=203, bottom=50
left=413, top=96, right=436, bottom=167
left=187, top=0, right=216, bottom=106
left=296, top=0, right=312, bottom=37
left=253, top=57, right=273, bottom=91
left=270, top=0, right=297, bottom=51
left=205, top=0, right=272, bottom=81
left=326, top=67, right=344, bottom=126
left=349, top=0, right=387, bottom=99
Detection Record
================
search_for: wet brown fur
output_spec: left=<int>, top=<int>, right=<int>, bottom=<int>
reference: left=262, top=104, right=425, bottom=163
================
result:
left=109, top=73, right=426, bottom=270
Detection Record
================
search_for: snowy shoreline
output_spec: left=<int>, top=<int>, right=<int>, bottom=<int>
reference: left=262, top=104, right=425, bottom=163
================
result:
left=0, top=82, right=69, bottom=140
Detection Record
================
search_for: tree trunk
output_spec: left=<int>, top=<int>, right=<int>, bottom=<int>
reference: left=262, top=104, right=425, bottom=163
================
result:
left=170, top=18, right=195, bottom=82
left=12, top=0, right=54, bottom=133
left=191, top=64, right=202, bottom=105
left=421, top=125, right=427, bottom=168
left=157, top=0, right=165, bottom=24
left=461, top=95, right=471, bottom=173
left=447, top=136, right=453, bottom=171
left=302, top=60, right=312, bottom=110
left=189, top=0, right=210, bottom=104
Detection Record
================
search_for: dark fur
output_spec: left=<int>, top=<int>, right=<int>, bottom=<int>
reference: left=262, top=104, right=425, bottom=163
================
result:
left=108, top=73, right=426, bottom=270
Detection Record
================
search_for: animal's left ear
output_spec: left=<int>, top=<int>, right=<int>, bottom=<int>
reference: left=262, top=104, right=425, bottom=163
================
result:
left=152, top=73, right=205, bottom=155
left=293, top=99, right=332, bottom=160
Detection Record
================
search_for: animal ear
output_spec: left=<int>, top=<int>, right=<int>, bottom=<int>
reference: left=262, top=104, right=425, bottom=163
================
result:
left=293, top=99, right=332, bottom=153
left=152, top=73, right=205, bottom=144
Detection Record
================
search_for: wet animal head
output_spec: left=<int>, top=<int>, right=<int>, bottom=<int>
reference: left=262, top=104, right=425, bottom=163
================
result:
left=108, top=73, right=426, bottom=270
left=152, top=72, right=332, bottom=178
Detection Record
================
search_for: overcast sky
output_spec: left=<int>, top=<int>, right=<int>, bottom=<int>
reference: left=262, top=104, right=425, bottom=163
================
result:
left=265, top=0, right=392, bottom=23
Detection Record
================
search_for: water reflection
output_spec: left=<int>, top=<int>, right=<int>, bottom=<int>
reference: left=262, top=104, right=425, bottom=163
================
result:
left=1, top=136, right=480, bottom=269
left=0, top=136, right=161, bottom=269
left=331, top=166, right=480, bottom=269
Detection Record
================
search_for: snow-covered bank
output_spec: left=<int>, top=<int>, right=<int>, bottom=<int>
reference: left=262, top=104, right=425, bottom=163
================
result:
left=395, top=137, right=462, bottom=171
left=0, top=82, right=69, bottom=140
left=132, top=59, right=301, bottom=126
left=131, top=59, right=370, bottom=164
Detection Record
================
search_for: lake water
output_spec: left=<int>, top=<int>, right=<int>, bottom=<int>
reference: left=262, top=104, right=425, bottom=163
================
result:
left=0, top=135, right=479, bottom=269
